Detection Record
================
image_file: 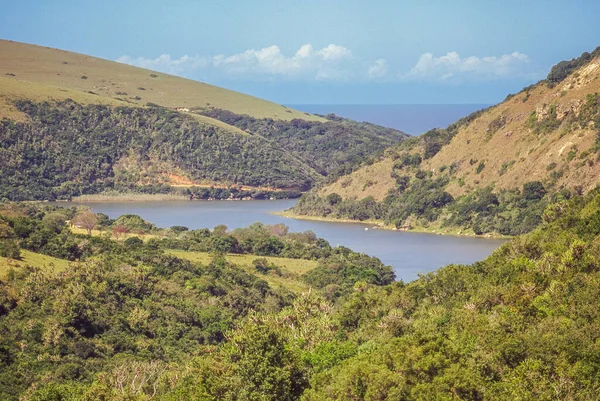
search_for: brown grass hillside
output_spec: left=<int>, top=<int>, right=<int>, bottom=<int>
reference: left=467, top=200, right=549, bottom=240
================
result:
left=0, top=39, right=324, bottom=122
left=320, top=55, right=600, bottom=201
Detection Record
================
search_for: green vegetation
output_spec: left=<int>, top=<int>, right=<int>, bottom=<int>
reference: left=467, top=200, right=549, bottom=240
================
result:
left=293, top=180, right=556, bottom=236
left=4, top=187, right=600, bottom=399
left=546, top=46, right=600, bottom=86
left=476, top=161, right=486, bottom=174
left=198, top=108, right=406, bottom=178
left=0, top=202, right=394, bottom=400
left=0, top=100, right=405, bottom=200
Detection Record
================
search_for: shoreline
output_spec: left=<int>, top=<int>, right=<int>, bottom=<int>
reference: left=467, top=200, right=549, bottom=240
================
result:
left=274, top=210, right=513, bottom=240
left=58, top=195, right=299, bottom=203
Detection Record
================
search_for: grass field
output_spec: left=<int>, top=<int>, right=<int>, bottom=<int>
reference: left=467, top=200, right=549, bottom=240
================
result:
left=69, top=226, right=159, bottom=241
left=167, top=249, right=317, bottom=292
left=0, top=249, right=71, bottom=280
left=0, top=39, right=325, bottom=122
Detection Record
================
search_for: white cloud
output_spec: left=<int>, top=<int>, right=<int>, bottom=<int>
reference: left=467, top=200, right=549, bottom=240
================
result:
left=117, top=47, right=537, bottom=83
left=117, top=44, right=354, bottom=81
left=367, top=58, right=389, bottom=79
left=116, top=54, right=209, bottom=76
left=318, top=44, right=352, bottom=61
left=405, top=51, right=532, bottom=81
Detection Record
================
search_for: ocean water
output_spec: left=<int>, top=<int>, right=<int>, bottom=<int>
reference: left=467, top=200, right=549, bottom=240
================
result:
left=288, top=104, right=491, bottom=135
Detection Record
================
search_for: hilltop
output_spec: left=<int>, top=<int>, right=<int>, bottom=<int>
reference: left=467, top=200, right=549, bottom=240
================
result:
left=0, top=40, right=407, bottom=200
left=0, top=39, right=322, bottom=122
left=292, top=47, right=600, bottom=236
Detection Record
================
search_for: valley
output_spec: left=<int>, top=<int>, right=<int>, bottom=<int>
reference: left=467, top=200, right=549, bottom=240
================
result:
left=1, top=13, right=600, bottom=398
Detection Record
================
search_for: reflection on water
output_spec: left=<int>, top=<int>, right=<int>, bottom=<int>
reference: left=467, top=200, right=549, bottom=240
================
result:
left=64, top=199, right=508, bottom=282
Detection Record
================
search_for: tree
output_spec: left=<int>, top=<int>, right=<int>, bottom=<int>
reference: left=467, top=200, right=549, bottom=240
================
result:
left=72, top=211, right=98, bottom=235
left=523, top=181, right=546, bottom=201
left=42, top=212, right=67, bottom=233
left=327, top=193, right=343, bottom=206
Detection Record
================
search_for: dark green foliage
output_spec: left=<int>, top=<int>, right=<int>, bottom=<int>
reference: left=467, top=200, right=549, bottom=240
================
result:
left=294, top=178, right=550, bottom=236
left=298, top=189, right=600, bottom=400
left=0, top=100, right=320, bottom=199
left=476, top=161, right=485, bottom=173
left=393, top=153, right=422, bottom=169
left=226, top=324, right=308, bottom=400
left=199, top=108, right=407, bottom=177
left=304, top=247, right=395, bottom=296
left=445, top=186, right=548, bottom=235
left=326, top=193, right=342, bottom=206
left=294, top=176, right=454, bottom=227
left=0, top=238, right=20, bottom=258
left=113, top=214, right=155, bottom=232
left=0, top=203, right=399, bottom=400
left=546, top=46, right=600, bottom=86
left=0, top=100, right=406, bottom=201
left=523, top=181, right=546, bottom=201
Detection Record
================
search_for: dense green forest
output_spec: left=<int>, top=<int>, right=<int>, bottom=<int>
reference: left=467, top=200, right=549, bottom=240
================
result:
left=292, top=180, right=556, bottom=236
left=2, top=188, right=600, bottom=399
left=197, top=108, right=408, bottom=178
left=0, top=100, right=405, bottom=201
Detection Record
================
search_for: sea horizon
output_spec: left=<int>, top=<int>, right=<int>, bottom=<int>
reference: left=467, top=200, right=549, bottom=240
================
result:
left=287, top=103, right=492, bottom=135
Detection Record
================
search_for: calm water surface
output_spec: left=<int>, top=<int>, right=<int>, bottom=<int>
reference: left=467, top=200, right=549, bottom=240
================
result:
left=68, top=200, right=507, bottom=282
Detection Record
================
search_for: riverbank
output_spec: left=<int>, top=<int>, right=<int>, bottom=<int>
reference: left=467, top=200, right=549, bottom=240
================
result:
left=275, top=210, right=513, bottom=240
left=68, top=193, right=189, bottom=202
left=67, top=194, right=300, bottom=202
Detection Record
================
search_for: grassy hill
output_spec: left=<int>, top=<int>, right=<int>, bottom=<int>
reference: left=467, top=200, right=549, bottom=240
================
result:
left=292, top=47, right=600, bottom=236
left=0, top=39, right=323, bottom=122
left=0, top=40, right=407, bottom=199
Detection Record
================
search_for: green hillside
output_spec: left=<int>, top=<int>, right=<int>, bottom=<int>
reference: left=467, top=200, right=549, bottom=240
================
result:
left=2, top=181, right=600, bottom=399
left=0, top=40, right=407, bottom=200
left=0, top=202, right=394, bottom=400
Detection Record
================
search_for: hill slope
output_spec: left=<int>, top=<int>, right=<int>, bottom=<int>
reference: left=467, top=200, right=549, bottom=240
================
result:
left=0, top=40, right=407, bottom=199
left=292, top=47, right=600, bottom=235
left=0, top=39, right=322, bottom=122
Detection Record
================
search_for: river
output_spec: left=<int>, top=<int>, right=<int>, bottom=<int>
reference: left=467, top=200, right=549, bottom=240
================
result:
left=66, top=199, right=508, bottom=282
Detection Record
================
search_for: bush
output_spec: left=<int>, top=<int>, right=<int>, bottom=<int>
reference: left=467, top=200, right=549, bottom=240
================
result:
left=0, top=239, right=20, bottom=258
left=523, top=181, right=546, bottom=201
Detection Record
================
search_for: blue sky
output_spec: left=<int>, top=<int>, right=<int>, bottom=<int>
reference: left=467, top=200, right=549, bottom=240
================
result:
left=1, top=0, right=599, bottom=104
